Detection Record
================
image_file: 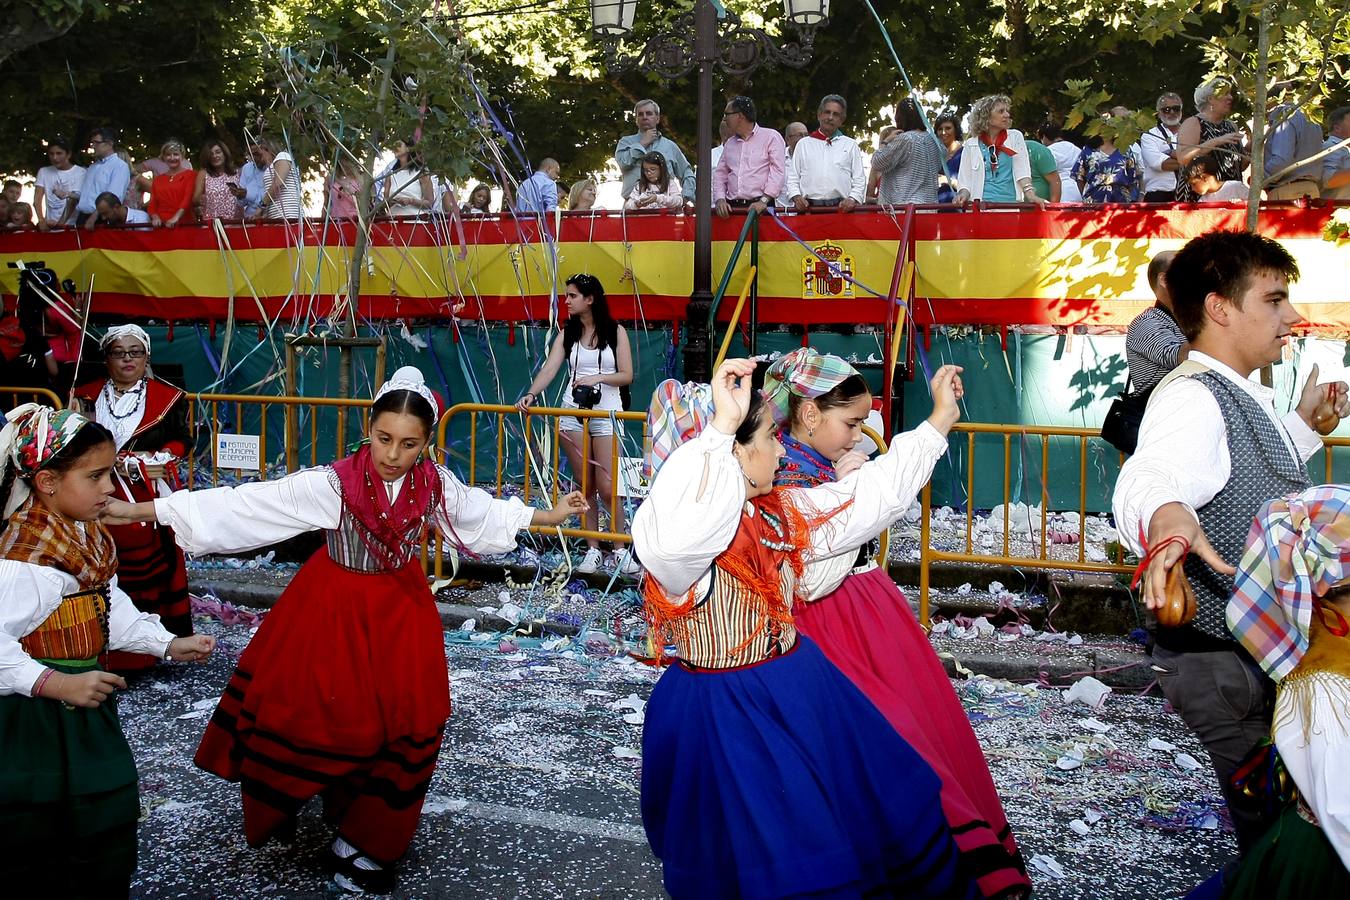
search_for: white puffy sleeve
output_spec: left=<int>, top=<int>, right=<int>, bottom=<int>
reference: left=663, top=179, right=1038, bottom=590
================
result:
left=788, top=421, right=947, bottom=562
left=106, top=575, right=174, bottom=657
left=154, top=468, right=341, bottom=555
left=435, top=466, right=536, bottom=556
left=1274, top=673, right=1350, bottom=869
left=631, top=426, right=747, bottom=598
left=0, top=561, right=65, bottom=696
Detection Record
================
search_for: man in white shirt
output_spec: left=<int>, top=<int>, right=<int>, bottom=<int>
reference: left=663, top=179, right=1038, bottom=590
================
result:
left=1135, top=93, right=1184, bottom=202
left=93, top=192, right=150, bottom=228
left=786, top=94, right=865, bottom=212
left=1113, top=229, right=1348, bottom=854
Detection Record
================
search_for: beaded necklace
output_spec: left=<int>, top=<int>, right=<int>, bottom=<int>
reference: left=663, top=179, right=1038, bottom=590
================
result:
left=756, top=507, right=796, bottom=552
left=102, top=378, right=146, bottom=419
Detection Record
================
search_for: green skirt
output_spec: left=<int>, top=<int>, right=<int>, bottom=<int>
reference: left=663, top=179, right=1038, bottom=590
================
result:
left=0, top=658, right=140, bottom=895
left=1226, top=804, right=1350, bottom=898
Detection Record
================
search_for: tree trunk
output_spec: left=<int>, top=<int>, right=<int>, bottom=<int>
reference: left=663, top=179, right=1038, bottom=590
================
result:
left=340, top=19, right=400, bottom=399
left=1246, top=3, right=1271, bottom=234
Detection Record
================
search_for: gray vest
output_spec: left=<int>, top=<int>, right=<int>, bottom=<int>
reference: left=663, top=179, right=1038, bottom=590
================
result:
left=1180, top=371, right=1311, bottom=641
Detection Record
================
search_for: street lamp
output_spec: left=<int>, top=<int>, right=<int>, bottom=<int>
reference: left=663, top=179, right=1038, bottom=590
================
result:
left=590, top=0, right=829, bottom=381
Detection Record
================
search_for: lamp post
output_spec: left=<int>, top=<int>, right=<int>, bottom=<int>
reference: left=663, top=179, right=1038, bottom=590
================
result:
left=590, top=0, right=829, bottom=381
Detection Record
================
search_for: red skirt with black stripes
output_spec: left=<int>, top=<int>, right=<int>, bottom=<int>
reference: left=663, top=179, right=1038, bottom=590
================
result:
left=194, top=547, right=451, bottom=865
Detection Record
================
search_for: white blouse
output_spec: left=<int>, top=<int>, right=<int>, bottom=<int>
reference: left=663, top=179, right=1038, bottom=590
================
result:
left=633, top=422, right=947, bottom=601
left=1275, top=671, right=1350, bottom=868
left=153, top=465, right=535, bottom=559
left=0, top=559, right=175, bottom=696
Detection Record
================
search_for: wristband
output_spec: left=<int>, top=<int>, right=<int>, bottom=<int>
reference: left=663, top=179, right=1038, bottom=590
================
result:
left=33, top=668, right=54, bottom=697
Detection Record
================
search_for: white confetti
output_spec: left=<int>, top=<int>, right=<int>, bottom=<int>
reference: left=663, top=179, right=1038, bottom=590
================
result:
left=612, top=746, right=641, bottom=759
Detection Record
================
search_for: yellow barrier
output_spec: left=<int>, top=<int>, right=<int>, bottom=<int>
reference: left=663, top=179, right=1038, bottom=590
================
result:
left=0, top=386, right=64, bottom=410
left=186, top=393, right=372, bottom=485
left=438, top=401, right=648, bottom=539
left=918, top=423, right=1135, bottom=628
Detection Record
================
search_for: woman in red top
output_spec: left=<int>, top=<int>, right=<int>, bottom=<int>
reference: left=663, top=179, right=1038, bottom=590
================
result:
left=145, top=140, right=195, bottom=227
left=72, top=325, right=194, bottom=671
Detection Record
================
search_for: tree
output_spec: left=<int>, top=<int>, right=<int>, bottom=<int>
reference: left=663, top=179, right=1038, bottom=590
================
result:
left=0, top=0, right=105, bottom=66
left=1056, top=0, right=1350, bottom=226
left=0, top=0, right=266, bottom=174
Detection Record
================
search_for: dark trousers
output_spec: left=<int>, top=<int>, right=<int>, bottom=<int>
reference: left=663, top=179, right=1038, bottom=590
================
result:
left=1151, top=645, right=1275, bottom=853
left=1143, top=190, right=1176, bottom=203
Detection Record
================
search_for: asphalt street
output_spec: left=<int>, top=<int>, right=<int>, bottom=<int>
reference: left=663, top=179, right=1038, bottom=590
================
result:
left=121, top=615, right=1234, bottom=899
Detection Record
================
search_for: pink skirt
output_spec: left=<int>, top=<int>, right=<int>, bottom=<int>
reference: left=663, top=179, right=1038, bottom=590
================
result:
left=794, top=566, right=1031, bottom=899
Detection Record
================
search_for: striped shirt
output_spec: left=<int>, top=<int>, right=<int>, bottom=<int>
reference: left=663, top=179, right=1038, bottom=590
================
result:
left=872, top=130, right=943, bottom=205
left=1125, top=306, right=1186, bottom=392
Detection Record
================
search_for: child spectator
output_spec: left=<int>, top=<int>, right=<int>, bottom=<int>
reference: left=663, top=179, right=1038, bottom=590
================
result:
left=2, top=180, right=21, bottom=203
left=623, top=153, right=682, bottom=210
left=9, top=202, right=34, bottom=228
left=1183, top=153, right=1258, bottom=202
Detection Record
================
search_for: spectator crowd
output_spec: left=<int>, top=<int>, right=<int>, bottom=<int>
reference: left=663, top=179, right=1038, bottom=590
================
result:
left=3, top=77, right=1348, bottom=230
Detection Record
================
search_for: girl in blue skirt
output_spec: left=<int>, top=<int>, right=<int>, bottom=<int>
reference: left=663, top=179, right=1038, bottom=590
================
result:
left=633, top=359, right=977, bottom=899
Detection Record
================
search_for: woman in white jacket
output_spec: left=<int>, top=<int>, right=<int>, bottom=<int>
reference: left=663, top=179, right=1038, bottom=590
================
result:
left=955, top=94, right=1048, bottom=208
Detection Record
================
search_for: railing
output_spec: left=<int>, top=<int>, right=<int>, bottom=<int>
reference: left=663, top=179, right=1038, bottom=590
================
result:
left=0, top=386, right=64, bottom=410
left=186, top=393, right=373, bottom=485
left=918, top=422, right=1135, bottom=627
left=438, top=400, right=648, bottom=535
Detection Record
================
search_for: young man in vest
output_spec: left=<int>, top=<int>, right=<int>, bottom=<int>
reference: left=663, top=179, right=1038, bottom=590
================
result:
left=1113, top=229, right=1349, bottom=855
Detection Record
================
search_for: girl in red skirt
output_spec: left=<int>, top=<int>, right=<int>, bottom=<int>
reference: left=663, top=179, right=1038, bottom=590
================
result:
left=766, top=348, right=1030, bottom=899
left=105, top=367, right=585, bottom=893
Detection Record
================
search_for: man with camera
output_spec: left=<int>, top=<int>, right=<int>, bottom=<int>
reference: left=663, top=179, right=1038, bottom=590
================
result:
left=1113, top=229, right=1347, bottom=856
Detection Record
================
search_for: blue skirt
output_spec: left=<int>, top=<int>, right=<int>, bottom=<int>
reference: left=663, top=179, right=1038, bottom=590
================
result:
left=641, top=636, right=978, bottom=900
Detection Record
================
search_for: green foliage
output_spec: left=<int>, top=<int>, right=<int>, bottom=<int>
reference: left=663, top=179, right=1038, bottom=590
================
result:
left=265, top=0, right=479, bottom=183
left=0, top=0, right=266, bottom=172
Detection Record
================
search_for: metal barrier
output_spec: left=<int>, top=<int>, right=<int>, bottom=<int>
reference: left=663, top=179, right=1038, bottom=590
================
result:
left=0, top=386, right=64, bottom=410
left=918, top=423, right=1135, bottom=628
left=186, top=393, right=372, bottom=485
left=440, top=402, right=650, bottom=542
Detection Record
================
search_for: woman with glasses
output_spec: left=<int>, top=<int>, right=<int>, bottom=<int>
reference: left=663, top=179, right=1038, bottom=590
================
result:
left=72, top=325, right=195, bottom=671
left=1174, top=77, right=1249, bottom=203
left=516, top=274, right=639, bottom=576
left=954, top=94, right=1048, bottom=208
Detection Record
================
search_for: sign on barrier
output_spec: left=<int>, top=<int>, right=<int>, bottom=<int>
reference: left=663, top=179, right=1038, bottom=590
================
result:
left=215, top=433, right=261, bottom=470
left=617, top=456, right=650, bottom=499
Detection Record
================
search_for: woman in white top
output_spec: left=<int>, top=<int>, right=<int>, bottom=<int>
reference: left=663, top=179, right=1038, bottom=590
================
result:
left=623, top=152, right=683, bottom=211
left=256, top=135, right=302, bottom=220
left=1037, top=122, right=1083, bottom=203
left=378, top=139, right=434, bottom=218
left=516, top=274, right=637, bottom=575
left=955, top=94, right=1047, bottom=207
left=34, top=137, right=86, bottom=230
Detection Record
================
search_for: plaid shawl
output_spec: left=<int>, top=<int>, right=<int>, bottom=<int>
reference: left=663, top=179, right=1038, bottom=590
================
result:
left=762, top=348, right=860, bottom=425
left=1227, top=485, right=1350, bottom=681
left=0, top=498, right=119, bottom=590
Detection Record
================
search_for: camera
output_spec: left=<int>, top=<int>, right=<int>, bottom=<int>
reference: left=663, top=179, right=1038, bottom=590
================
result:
left=571, top=384, right=602, bottom=410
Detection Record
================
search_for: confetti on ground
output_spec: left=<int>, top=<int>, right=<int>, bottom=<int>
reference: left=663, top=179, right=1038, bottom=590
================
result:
left=121, top=592, right=1233, bottom=898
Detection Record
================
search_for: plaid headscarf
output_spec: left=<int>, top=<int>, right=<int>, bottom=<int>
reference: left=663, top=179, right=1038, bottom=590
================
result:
left=1227, top=485, right=1350, bottom=681
left=762, top=348, right=860, bottom=425
left=645, top=379, right=715, bottom=479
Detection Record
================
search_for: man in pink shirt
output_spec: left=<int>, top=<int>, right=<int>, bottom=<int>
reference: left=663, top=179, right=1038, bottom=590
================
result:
left=713, top=95, right=787, bottom=218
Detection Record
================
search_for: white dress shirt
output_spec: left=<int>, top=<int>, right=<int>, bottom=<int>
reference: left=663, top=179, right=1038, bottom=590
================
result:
left=1136, top=125, right=1180, bottom=194
left=1112, top=351, right=1322, bottom=555
left=786, top=132, right=866, bottom=204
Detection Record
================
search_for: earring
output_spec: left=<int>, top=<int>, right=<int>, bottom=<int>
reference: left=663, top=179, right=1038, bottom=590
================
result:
left=807, top=428, right=814, bottom=438
left=744, top=472, right=757, bottom=488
